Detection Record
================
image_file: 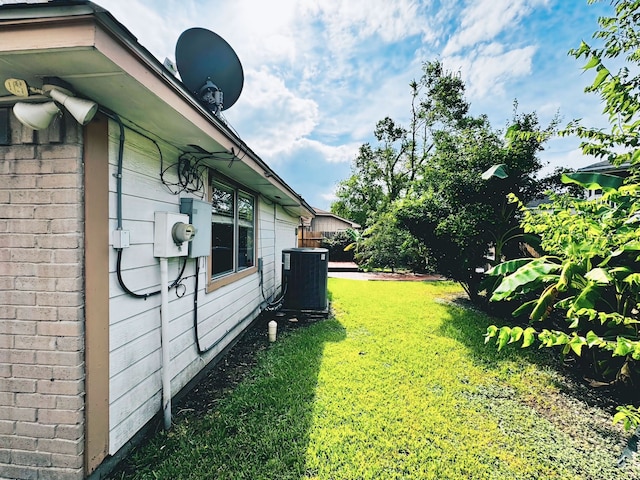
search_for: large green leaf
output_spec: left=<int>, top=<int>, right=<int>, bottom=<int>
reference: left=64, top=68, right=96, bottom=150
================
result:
left=582, top=55, right=600, bottom=71
left=485, top=258, right=532, bottom=276
left=585, top=267, right=612, bottom=285
left=490, top=259, right=560, bottom=302
left=481, top=163, right=508, bottom=180
left=529, top=284, right=558, bottom=321
left=561, top=172, right=624, bottom=192
left=591, top=66, right=610, bottom=89
left=569, top=282, right=602, bottom=314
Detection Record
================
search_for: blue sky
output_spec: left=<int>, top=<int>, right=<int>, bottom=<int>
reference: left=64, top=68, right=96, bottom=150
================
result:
left=94, top=0, right=613, bottom=210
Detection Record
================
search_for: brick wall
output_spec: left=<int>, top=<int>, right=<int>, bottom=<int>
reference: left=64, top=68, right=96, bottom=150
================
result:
left=0, top=109, right=86, bottom=480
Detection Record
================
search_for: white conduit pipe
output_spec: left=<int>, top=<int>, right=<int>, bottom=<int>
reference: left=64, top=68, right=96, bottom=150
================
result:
left=159, top=257, right=171, bottom=430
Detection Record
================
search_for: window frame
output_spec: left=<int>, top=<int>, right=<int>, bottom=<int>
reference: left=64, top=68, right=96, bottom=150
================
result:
left=207, top=171, right=258, bottom=293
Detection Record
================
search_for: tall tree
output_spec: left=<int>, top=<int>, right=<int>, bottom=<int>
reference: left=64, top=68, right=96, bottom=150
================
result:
left=331, top=60, right=471, bottom=228
left=396, top=109, right=554, bottom=302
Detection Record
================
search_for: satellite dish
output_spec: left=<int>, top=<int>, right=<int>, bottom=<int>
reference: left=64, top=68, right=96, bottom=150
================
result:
left=175, top=27, right=244, bottom=115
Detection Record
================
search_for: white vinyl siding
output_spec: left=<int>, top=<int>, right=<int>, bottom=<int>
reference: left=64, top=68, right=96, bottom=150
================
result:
left=107, top=122, right=298, bottom=454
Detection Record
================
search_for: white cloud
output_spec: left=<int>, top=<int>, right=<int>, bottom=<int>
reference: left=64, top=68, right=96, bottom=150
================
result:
left=446, top=43, right=537, bottom=98
left=309, top=0, right=431, bottom=48
left=295, top=139, right=359, bottom=164
left=443, top=0, right=549, bottom=56
left=225, top=68, right=319, bottom=159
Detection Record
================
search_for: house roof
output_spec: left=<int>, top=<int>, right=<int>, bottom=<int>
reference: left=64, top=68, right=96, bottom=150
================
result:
left=311, top=207, right=361, bottom=229
left=577, top=159, right=632, bottom=175
left=0, top=0, right=314, bottom=217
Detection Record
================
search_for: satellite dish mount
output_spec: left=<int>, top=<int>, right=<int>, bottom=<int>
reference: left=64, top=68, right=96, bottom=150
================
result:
left=199, top=78, right=223, bottom=115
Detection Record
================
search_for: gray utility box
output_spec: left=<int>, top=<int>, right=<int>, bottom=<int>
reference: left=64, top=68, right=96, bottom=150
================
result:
left=282, top=247, right=328, bottom=313
left=180, top=197, right=212, bottom=258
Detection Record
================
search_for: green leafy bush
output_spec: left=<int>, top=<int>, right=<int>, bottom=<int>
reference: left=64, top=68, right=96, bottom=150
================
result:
left=486, top=0, right=640, bottom=430
left=320, top=231, right=354, bottom=262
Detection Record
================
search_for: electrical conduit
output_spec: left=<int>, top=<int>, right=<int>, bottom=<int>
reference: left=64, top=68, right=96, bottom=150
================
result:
left=159, top=257, right=172, bottom=430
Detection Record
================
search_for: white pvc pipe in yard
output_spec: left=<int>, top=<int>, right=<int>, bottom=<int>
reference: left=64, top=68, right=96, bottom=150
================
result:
left=159, top=257, right=171, bottom=430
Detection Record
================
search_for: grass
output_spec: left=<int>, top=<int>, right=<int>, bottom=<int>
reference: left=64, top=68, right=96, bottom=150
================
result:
left=110, top=279, right=638, bottom=479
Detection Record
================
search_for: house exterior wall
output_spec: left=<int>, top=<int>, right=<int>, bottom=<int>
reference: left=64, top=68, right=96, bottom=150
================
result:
left=106, top=121, right=298, bottom=455
left=310, top=216, right=353, bottom=237
left=0, top=110, right=86, bottom=480
left=0, top=108, right=301, bottom=479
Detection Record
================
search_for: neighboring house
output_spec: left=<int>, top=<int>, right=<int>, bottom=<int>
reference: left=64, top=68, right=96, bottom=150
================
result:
left=298, top=208, right=360, bottom=247
left=577, top=159, right=632, bottom=200
left=0, top=2, right=313, bottom=480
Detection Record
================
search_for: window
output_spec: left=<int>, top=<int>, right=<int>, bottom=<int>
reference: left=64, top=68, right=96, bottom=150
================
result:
left=208, top=175, right=257, bottom=290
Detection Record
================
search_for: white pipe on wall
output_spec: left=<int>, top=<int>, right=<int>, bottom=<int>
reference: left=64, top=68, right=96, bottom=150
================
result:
left=159, top=257, right=171, bottom=430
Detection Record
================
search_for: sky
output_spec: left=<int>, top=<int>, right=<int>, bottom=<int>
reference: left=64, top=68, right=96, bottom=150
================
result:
left=92, top=0, right=614, bottom=210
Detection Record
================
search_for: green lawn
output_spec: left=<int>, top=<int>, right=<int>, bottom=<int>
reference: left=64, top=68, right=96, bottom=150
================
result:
left=111, top=279, right=638, bottom=479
